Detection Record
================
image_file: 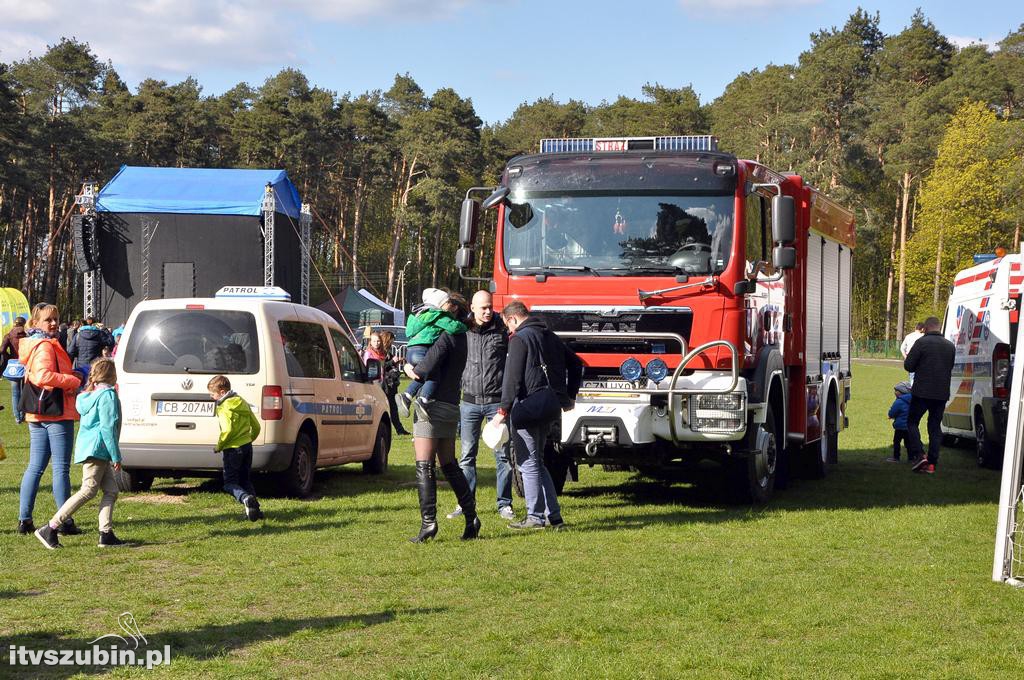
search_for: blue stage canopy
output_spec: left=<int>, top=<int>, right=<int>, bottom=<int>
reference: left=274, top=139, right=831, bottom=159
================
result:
left=96, top=166, right=302, bottom=218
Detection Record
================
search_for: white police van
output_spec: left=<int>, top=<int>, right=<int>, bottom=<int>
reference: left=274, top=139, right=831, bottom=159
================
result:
left=113, top=286, right=392, bottom=496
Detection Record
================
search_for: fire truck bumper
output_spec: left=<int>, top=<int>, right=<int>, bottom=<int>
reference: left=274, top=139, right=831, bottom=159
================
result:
left=563, top=373, right=749, bottom=449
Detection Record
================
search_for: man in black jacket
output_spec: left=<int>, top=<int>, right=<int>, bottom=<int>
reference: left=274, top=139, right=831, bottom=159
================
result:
left=447, top=291, right=514, bottom=521
left=904, top=316, right=956, bottom=473
left=491, top=301, right=583, bottom=530
left=68, top=316, right=114, bottom=369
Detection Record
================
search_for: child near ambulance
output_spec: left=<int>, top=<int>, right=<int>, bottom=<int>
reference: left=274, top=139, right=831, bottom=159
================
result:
left=35, top=358, right=126, bottom=549
left=886, top=381, right=913, bottom=463
left=209, top=375, right=264, bottom=521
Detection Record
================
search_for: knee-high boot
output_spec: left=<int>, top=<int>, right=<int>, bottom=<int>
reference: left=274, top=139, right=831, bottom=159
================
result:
left=410, top=461, right=438, bottom=543
left=441, top=462, right=481, bottom=540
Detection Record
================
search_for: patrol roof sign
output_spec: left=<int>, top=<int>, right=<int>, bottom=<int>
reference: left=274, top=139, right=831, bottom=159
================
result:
left=215, top=286, right=291, bottom=301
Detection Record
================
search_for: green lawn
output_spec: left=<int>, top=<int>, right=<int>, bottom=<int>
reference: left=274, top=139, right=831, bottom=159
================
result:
left=2, top=360, right=1023, bottom=678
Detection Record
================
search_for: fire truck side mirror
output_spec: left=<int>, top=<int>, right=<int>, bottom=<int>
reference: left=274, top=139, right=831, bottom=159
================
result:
left=771, top=195, right=795, bottom=244
left=459, top=198, right=480, bottom=246
left=773, top=245, right=796, bottom=270
left=481, top=186, right=510, bottom=211
left=456, top=246, right=475, bottom=271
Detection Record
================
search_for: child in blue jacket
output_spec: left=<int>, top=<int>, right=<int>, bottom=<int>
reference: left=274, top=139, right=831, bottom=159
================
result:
left=886, top=381, right=913, bottom=463
left=35, top=358, right=126, bottom=549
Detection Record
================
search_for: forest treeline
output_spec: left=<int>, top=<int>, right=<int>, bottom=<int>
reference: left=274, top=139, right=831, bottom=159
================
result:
left=1, top=9, right=1022, bottom=339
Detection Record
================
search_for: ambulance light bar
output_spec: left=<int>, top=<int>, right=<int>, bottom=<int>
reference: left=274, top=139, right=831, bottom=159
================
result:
left=216, top=286, right=291, bottom=301
left=539, top=136, right=718, bottom=154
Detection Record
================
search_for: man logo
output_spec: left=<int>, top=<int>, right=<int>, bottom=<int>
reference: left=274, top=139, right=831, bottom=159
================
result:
left=582, top=321, right=637, bottom=333
left=181, top=379, right=193, bottom=391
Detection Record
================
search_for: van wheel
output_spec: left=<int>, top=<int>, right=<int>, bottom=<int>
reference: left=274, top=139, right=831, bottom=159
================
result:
left=975, top=417, right=1001, bottom=469
left=113, top=468, right=155, bottom=493
left=363, top=422, right=390, bottom=474
left=277, top=433, right=316, bottom=497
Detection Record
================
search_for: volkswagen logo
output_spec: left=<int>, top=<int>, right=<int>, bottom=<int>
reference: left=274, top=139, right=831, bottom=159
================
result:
left=181, top=378, right=194, bottom=390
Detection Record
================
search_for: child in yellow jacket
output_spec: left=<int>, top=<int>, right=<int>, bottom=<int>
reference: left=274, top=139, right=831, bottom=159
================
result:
left=208, top=375, right=263, bottom=521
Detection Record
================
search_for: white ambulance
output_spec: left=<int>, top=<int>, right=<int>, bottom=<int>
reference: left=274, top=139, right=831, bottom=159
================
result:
left=113, top=286, right=392, bottom=496
left=940, top=254, right=1021, bottom=467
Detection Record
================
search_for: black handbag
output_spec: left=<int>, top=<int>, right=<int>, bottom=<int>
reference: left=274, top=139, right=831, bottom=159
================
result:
left=19, top=381, right=64, bottom=417
left=511, top=385, right=560, bottom=427
left=18, top=342, right=65, bottom=417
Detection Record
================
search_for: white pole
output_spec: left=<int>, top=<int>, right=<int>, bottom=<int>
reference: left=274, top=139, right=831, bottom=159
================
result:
left=994, top=243, right=1024, bottom=582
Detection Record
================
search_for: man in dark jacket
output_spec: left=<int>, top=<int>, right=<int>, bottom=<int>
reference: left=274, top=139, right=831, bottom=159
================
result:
left=447, top=291, right=514, bottom=521
left=68, top=316, right=114, bottom=369
left=491, top=301, right=583, bottom=530
left=904, top=316, right=956, bottom=473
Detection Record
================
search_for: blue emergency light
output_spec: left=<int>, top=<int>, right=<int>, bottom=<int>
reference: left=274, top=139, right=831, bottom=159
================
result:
left=539, top=135, right=718, bottom=154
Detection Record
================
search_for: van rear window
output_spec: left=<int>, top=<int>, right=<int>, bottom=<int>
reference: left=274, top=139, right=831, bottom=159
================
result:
left=123, top=310, right=259, bottom=374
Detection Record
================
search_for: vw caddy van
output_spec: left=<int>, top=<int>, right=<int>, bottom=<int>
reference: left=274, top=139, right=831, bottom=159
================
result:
left=113, top=286, right=392, bottom=496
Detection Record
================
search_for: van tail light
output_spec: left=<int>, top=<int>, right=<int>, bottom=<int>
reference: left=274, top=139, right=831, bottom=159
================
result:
left=993, top=343, right=1011, bottom=400
left=262, top=385, right=283, bottom=420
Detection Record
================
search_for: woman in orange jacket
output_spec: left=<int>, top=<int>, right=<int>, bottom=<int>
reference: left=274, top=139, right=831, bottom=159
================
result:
left=17, top=303, right=84, bottom=535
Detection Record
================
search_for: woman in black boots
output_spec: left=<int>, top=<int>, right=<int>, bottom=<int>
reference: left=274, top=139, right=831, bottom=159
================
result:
left=403, top=295, right=479, bottom=542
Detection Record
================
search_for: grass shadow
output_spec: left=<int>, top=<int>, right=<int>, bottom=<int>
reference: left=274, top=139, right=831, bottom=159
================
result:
left=3, top=608, right=444, bottom=678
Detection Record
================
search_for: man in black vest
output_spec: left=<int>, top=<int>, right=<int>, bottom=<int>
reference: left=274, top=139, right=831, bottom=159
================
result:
left=447, top=291, right=514, bottom=521
left=904, top=316, right=956, bottom=474
left=491, top=301, right=582, bottom=530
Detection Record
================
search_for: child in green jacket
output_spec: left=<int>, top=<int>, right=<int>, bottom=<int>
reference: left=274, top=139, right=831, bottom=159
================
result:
left=398, top=288, right=467, bottom=419
left=35, top=358, right=126, bottom=549
left=209, top=375, right=263, bottom=521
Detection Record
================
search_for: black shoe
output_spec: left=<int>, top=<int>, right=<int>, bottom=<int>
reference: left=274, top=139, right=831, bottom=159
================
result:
left=59, top=519, right=82, bottom=536
left=440, top=462, right=480, bottom=540
left=413, top=397, right=432, bottom=422
left=410, top=461, right=438, bottom=543
left=548, top=518, right=568, bottom=532
left=98, top=531, right=127, bottom=547
left=17, top=519, right=35, bottom=535
left=34, top=524, right=61, bottom=550
left=243, top=495, right=263, bottom=521
left=397, top=393, right=412, bottom=419
left=508, top=517, right=546, bottom=530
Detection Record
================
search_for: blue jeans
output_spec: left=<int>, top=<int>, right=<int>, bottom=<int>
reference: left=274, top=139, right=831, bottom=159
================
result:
left=20, top=420, right=74, bottom=521
left=222, top=444, right=256, bottom=502
left=459, top=400, right=512, bottom=510
left=10, top=379, right=23, bottom=423
left=403, top=345, right=437, bottom=400
left=511, top=420, right=562, bottom=523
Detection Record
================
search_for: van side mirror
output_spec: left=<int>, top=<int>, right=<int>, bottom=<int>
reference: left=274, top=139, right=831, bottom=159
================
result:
left=459, top=198, right=480, bottom=246
left=455, top=247, right=475, bottom=271
left=773, top=245, right=796, bottom=270
left=365, top=359, right=381, bottom=382
left=772, top=195, right=795, bottom=244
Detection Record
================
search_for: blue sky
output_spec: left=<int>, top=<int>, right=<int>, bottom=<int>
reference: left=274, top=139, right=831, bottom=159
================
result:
left=0, top=0, right=1019, bottom=124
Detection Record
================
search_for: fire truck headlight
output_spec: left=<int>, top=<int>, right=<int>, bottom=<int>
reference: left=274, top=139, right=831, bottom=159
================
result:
left=646, top=359, right=668, bottom=383
left=620, top=358, right=643, bottom=382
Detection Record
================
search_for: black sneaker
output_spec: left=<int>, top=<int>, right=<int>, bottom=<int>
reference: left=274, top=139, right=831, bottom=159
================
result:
left=35, top=524, right=61, bottom=550
left=912, top=457, right=930, bottom=473
left=243, top=495, right=264, bottom=521
left=98, top=531, right=127, bottom=547
left=548, top=518, right=568, bottom=532
left=396, top=393, right=412, bottom=418
left=17, top=519, right=35, bottom=535
left=507, top=517, right=546, bottom=530
left=59, top=519, right=82, bottom=536
left=413, top=397, right=432, bottom=422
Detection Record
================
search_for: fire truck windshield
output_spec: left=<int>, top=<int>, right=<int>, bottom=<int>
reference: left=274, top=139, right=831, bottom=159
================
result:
left=502, top=193, right=734, bottom=276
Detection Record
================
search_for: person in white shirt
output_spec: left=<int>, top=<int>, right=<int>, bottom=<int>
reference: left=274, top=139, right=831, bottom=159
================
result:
left=901, top=322, right=925, bottom=359
left=901, top=321, right=926, bottom=383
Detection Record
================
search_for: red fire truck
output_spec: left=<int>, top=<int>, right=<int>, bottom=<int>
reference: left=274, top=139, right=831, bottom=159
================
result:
left=456, top=136, right=855, bottom=502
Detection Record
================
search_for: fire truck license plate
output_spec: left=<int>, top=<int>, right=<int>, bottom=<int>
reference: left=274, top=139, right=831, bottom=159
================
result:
left=582, top=380, right=634, bottom=390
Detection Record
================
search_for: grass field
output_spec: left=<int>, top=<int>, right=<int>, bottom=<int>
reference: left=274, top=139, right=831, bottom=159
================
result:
left=2, top=360, right=1023, bottom=678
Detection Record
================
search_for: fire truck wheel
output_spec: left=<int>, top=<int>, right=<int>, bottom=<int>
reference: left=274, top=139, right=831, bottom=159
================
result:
left=728, top=403, right=778, bottom=504
left=510, top=444, right=570, bottom=497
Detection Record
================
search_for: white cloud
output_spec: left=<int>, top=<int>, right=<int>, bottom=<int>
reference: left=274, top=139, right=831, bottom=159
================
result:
left=948, top=34, right=1000, bottom=51
left=0, top=0, right=489, bottom=86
